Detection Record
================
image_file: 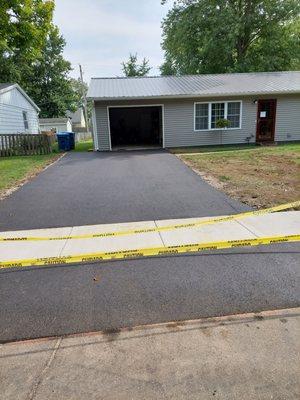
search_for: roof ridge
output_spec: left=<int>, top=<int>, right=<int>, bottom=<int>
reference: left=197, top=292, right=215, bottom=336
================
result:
left=91, top=75, right=162, bottom=80
left=90, top=71, right=300, bottom=80
left=0, top=82, right=16, bottom=89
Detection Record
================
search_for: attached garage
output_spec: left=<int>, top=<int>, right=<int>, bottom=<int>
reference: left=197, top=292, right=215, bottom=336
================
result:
left=108, top=105, right=163, bottom=149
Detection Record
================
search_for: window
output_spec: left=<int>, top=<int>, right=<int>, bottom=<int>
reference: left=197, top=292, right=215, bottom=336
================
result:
left=194, top=101, right=242, bottom=131
left=227, top=102, right=241, bottom=128
left=211, top=103, right=225, bottom=129
left=195, top=103, right=209, bottom=130
left=22, top=111, right=29, bottom=130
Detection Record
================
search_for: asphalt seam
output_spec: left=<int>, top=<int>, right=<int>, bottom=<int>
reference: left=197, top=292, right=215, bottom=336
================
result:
left=3, top=307, right=300, bottom=348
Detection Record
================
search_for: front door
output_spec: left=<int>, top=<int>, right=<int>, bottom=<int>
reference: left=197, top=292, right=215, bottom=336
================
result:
left=256, top=99, right=277, bottom=143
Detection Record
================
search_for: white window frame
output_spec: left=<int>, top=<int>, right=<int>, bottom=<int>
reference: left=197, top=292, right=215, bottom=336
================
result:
left=22, top=111, right=29, bottom=130
left=194, top=100, right=242, bottom=131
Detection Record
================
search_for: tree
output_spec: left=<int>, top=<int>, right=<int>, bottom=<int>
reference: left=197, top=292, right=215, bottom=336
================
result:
left=0, top=1, right=81, bottom=117
left=122, top=53, right=151, bottom=76
left=160, top=0, right=300, bottom=75
left=70, top=77, right=92, bottom=125
left=24, top=26, right=80, bottom=118
left=0, top=0, right=54, bottom=83
left=70, top=78, right=87, bottom=110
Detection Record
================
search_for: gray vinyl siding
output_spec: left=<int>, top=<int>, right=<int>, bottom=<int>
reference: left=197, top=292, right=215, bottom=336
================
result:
left=94, top=102, right=111, bottom=150
left=93, top=94, right=300, bottom=151
left=275, top=95, right=300, bottom=141
left=164, top=97, right=256, bottom=147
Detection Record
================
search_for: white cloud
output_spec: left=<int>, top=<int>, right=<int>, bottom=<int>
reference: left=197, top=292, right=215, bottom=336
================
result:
left=53, top=0, right=170, bottom=81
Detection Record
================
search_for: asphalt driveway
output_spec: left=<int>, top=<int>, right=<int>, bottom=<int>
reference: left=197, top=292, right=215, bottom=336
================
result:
left=0, top=150, right=299, bottom=342
left=0, top=150, right=249, bottom=231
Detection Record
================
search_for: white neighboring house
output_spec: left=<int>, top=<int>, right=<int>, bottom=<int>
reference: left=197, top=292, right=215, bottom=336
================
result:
left=0, top=83, right=40, bottom=134
left=67, top=108, right=86, bottom=129
left=39, top=117, right=72, bottom=133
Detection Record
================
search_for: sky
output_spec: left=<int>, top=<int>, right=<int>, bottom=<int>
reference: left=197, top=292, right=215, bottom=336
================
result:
left=53, top=0, right=171, bottom=83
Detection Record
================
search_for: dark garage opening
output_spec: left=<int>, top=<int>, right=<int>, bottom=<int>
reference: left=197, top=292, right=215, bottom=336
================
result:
left=109, top=106, right=163, bottom=149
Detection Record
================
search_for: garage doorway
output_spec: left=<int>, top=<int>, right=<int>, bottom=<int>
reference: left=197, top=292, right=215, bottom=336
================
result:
left=108, top=106, right=163, bottom=150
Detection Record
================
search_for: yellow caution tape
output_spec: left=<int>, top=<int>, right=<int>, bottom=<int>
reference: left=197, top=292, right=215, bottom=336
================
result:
left=0, top=234, right=299, bottom=269
left=0, top=200, right=299, bottom=242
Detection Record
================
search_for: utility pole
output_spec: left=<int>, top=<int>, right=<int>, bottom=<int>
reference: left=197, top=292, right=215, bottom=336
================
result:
left=79, top=64, right=89, bottom=134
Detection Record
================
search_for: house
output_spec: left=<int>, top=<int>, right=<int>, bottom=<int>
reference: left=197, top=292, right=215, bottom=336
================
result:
left=39, top=117, right=72, bottom=133
left=0, top=83, right=40, bottom=134
left=66, top=108, right=86, bottom=129
left=87, top=71, right=300, bottom=151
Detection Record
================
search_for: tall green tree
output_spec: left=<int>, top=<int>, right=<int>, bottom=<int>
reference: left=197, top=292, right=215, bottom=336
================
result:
left=0, top=1, right=81, bottom=117
left=0, top=0, right=54, bottom=83
left=24, top=26, right=79, bottom=117
left=161, top=0, right=300, bottom=75
left=122, top=53, right=151, bottom=77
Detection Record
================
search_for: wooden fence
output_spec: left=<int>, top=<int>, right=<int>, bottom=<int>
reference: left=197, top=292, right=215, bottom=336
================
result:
left=0, top=134, right=52, bottom=157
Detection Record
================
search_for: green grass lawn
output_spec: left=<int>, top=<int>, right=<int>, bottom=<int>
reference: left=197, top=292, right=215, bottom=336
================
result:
left=178, top=143, right=300, bottom=208
left=74, top=140, right=94, bottom=152
left=0, top=153, right=60, bottom=199
left=170, top=143, right=300, bottom=154
left=0, top=140, right=94, bottom=199
left=52, top=140, right=94, bottom=153
left=170, top=144, right=256, bottom=154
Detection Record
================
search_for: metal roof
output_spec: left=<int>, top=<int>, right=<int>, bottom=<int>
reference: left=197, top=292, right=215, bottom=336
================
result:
left=87, top=71, right=300, bottom=100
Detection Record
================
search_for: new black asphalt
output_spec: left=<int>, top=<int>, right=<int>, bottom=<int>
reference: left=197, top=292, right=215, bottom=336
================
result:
left=0, top=151, right=299, bottom=342
left=0, top=150, right=249, bottom=231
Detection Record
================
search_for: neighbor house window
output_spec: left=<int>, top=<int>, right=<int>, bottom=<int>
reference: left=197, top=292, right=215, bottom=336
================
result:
left=22, top=111, right=29, bottom=130
left=194, top=101, right=242, bottom=131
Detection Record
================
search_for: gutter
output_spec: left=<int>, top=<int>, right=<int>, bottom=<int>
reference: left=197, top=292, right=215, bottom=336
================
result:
left=87, top=90, right=300, bottom=102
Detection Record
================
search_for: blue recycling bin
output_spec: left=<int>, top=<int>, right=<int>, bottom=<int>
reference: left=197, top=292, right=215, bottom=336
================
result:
left=57, top=132, right=71, bottom=151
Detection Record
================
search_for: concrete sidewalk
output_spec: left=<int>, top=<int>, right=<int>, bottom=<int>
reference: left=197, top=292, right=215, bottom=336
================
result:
left=1, top=308, right=299, bottom=400
left=0, top=211, right=299, bottom=265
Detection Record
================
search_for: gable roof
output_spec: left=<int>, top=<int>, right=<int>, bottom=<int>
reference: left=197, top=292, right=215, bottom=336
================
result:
left=66, top=108, right=83, bottom=123
left=0, top=83, right=15, bottom=91
left=0, top=83, right=40, bottom=111
left=87, top=71, right=300, bottom=100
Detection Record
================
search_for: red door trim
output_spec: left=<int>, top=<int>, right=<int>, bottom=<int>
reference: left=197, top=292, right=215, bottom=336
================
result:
left=256, top=99, right=277, bottom=143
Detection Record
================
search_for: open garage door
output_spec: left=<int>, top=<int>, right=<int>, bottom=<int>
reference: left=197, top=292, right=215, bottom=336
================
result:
left=109, top=106, right=163, bottom=149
